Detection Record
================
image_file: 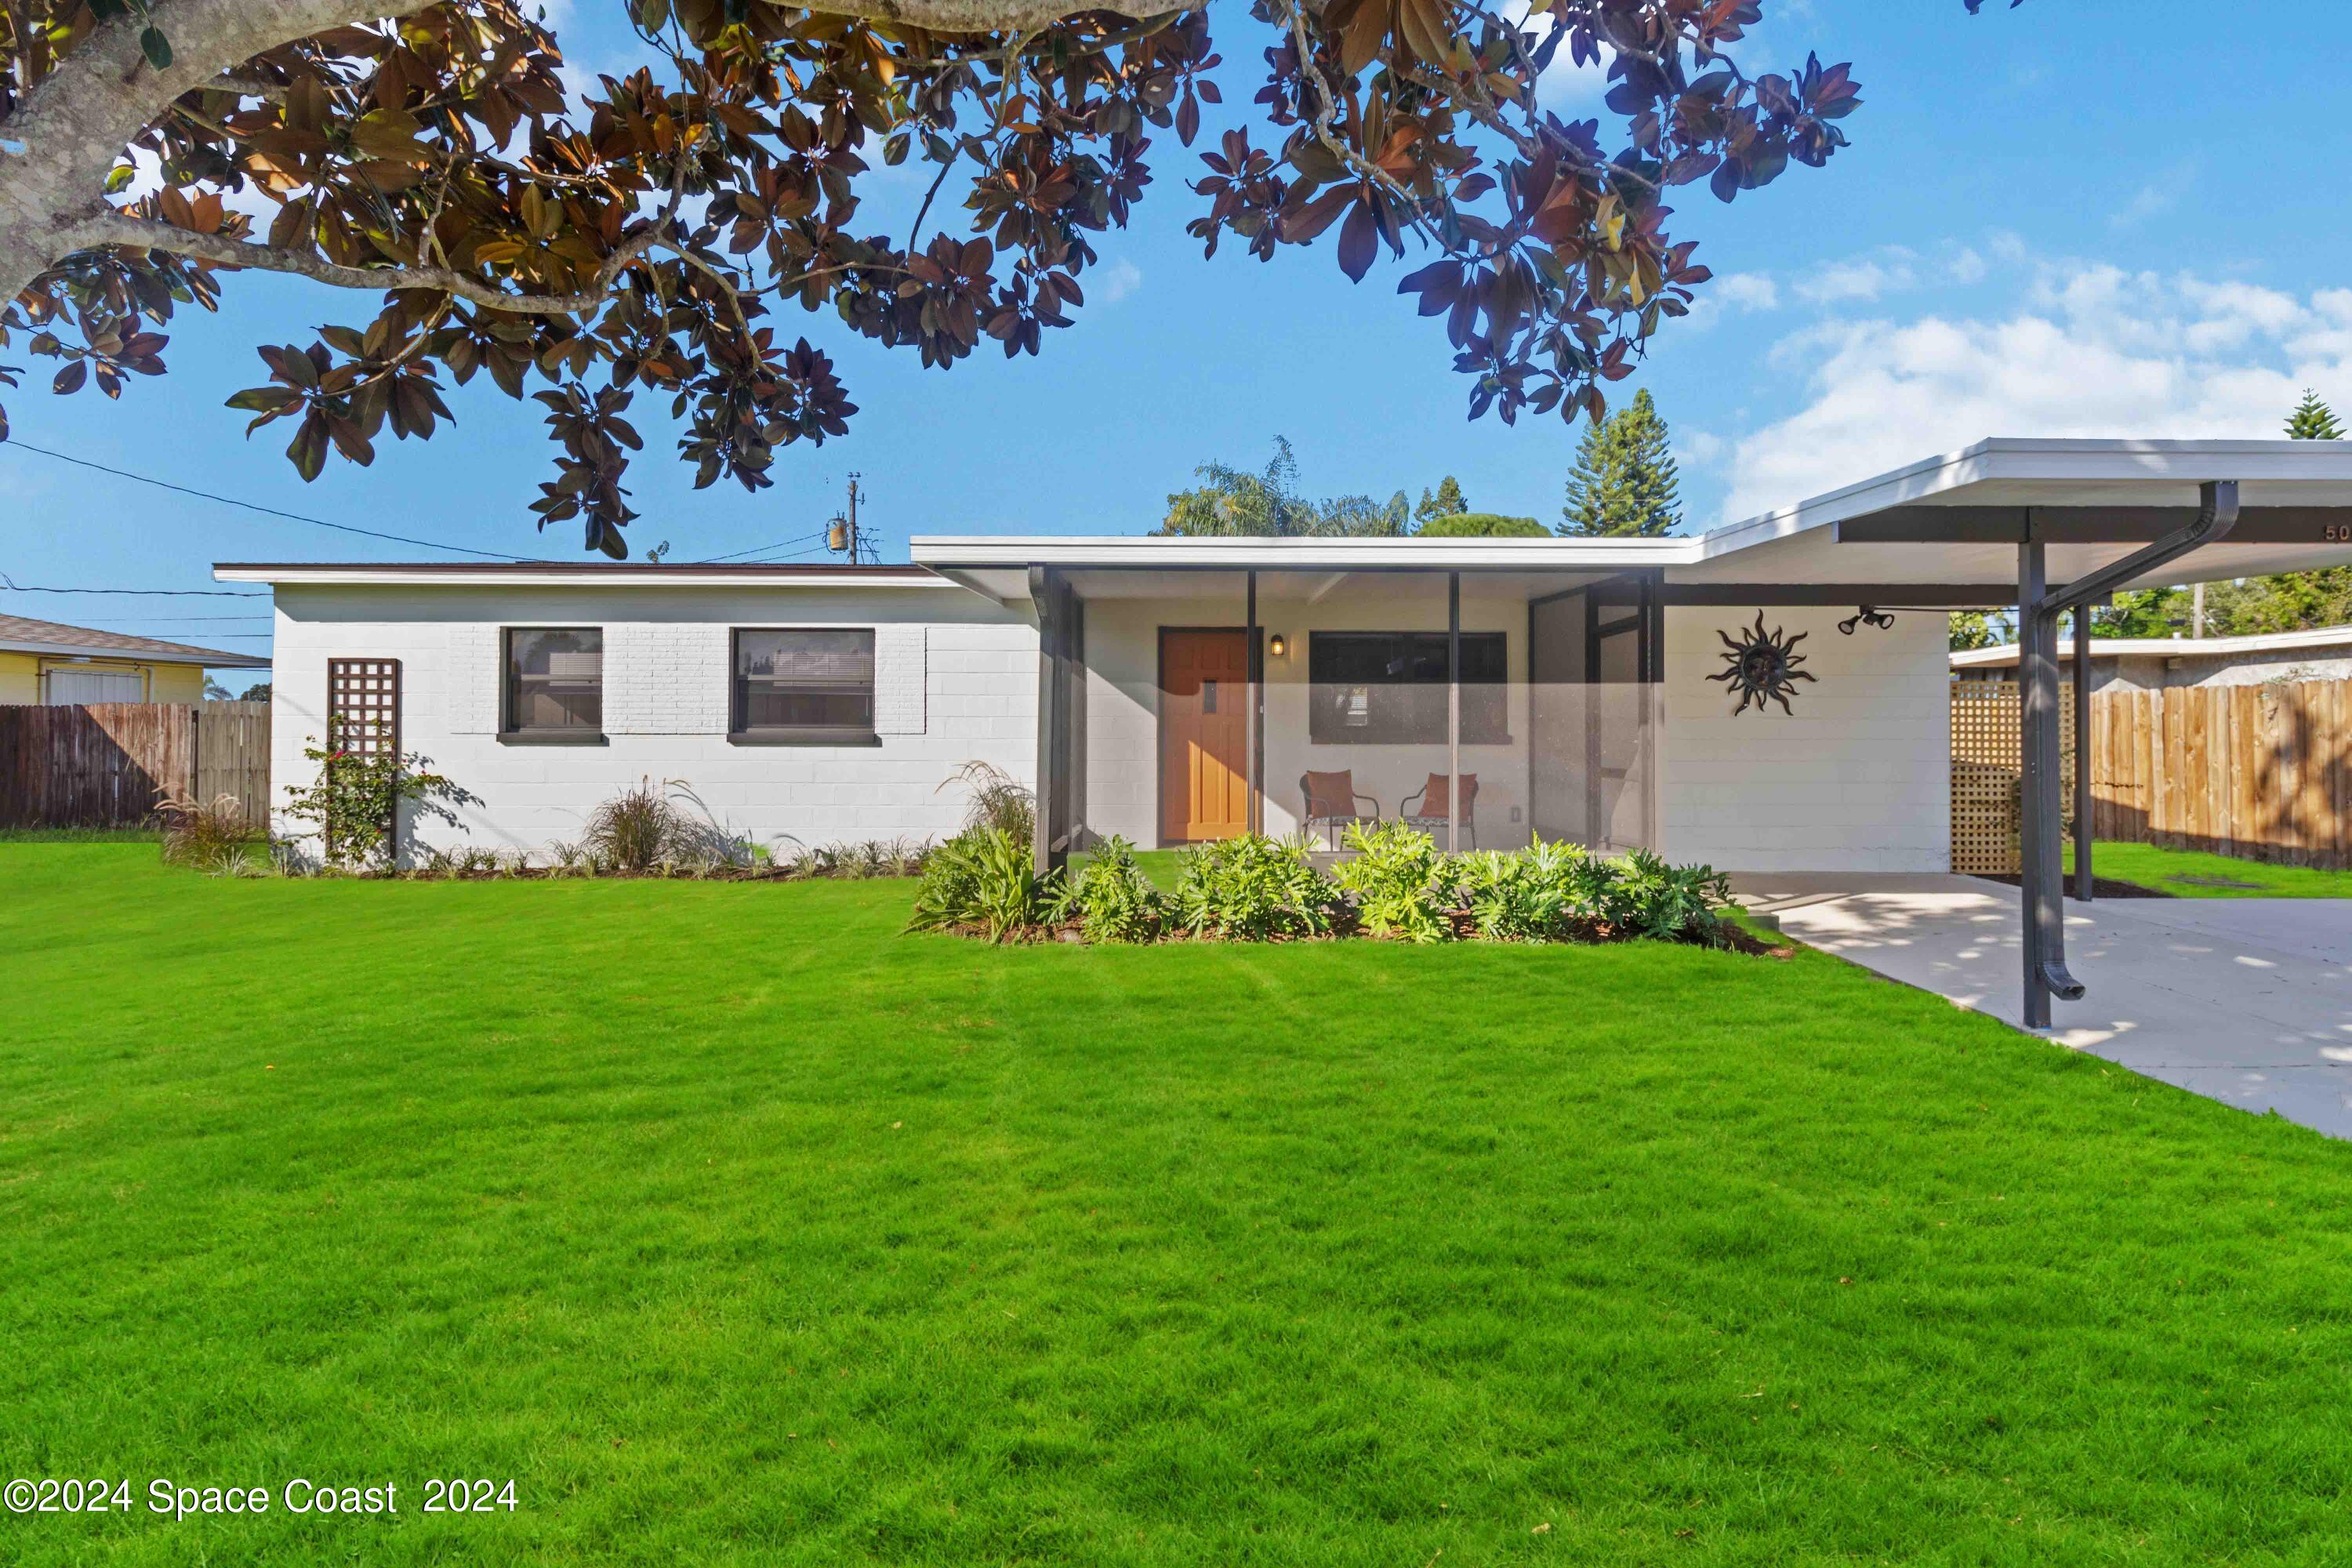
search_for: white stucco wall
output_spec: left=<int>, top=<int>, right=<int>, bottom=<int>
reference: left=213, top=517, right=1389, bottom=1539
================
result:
left=267, top=583, right=1037, bottom=859
left=1657, top=605, right=1951, bottom=873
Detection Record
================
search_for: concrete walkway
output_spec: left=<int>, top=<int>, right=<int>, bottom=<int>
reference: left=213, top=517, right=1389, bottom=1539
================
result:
left=1736, top=874, right=2352, bottom=1139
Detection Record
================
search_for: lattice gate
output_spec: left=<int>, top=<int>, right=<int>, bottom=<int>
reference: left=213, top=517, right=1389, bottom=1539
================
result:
left=1950, top=682, right=2074, bottom=875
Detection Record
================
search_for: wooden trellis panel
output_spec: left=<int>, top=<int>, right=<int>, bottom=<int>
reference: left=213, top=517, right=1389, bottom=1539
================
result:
left=326, top=658, right=401, bottom=856
left=1949, top=683, right=2074, bottom=876
left=326, top=658, right=401, bottom=756
left=1956, top=677, right=2352, bottom=873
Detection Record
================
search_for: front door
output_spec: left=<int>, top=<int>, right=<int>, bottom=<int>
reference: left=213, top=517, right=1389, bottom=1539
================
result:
left=1160, top=629, right=1250, bottom=844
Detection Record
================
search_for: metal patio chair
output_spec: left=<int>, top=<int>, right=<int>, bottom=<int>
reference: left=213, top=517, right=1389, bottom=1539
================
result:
left=1401, top=772, right=1479, bottom=849
left=1301, top=770, right=1381, bottom=849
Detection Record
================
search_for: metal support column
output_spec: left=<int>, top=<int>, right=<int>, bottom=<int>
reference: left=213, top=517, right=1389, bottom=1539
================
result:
left=2018, top=543, right=2052, bottom=1027
left=2072, top=606, right=2092, bottom=902
left=1030, top=565, right=1065, bottom=877
left=2016, top=480, right=2239, bottom=1025
left=1246, top=569, right=1261, bottom=837
left=1447, top=571, right=1461, bottom=855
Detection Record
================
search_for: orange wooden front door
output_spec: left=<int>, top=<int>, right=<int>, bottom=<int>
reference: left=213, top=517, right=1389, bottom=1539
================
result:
left=1160, top=629, right=1251, bottom=844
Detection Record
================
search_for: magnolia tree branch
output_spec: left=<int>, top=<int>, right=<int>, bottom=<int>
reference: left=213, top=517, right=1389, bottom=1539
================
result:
left=62, top=207, right=668, bottom=314
left=0, top=0, right=439, bottom=307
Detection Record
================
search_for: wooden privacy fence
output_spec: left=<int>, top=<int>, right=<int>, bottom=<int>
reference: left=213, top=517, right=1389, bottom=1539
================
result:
left=0, top=702, right=271, bottom=829
left=1951, top=678, right=2352, bottom=873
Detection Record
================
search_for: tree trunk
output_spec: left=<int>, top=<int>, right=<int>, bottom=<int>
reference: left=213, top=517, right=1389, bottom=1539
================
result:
left=0, top=0, right=434, bottom=307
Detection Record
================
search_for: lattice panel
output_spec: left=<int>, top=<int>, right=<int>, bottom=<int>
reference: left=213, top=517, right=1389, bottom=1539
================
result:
left=327, top=659, right=401, bottom=756
left=326, top=658, right=402, bottom=859
left=1950, top=682, right=2073, bottom=875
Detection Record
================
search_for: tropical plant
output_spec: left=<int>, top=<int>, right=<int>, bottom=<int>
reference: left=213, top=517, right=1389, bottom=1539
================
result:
left=0, top=0, right=1885, bottom=535
left=1331, top=818, right=1454, bottom=942
left=908, top=825, right=1058, bottom=942
left=1170, top=833, right=1335, bottom=941
left=154, top=789, right=267, bottom=874
left=941, top=759, right=1035, bottom=842
left=1160, top=437, right=1410, bottom=538
left=1448, top=840, right=1590, bottom=941
left=238, top=682, right=273, bottom=702
left=278, top=722, right=459, bottom=869
left=1066, top=836, right=1164, bottom=943
left=1416, top=513, right=1548, bottom=538
left=1605, top=848, right=1736, bottom=946
left=1560, top=389, right=1684, bottom=538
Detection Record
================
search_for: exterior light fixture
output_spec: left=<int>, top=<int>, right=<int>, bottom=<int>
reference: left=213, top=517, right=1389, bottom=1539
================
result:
left=1268, top=633, right=1288, bottom=659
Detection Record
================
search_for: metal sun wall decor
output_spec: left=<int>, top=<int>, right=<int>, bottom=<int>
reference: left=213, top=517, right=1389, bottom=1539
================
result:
left=1709, top=611, right=1817, bottom=715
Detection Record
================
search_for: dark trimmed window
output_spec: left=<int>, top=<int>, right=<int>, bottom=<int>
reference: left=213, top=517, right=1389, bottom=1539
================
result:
left=732, top=629, right=877, bottom=743
left=1308, top=631, right=1507, bottom=744
left=503, top=627, right=602, bottom=735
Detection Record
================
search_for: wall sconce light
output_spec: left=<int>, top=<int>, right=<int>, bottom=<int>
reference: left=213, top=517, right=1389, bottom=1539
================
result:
left=1268, top=633, right=1289, bottom=659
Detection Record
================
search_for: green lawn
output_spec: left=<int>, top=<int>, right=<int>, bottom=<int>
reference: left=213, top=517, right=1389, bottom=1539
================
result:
left=2073, top=838, right=2352, bottom=898
left=7, top=846, right=2352, bottom=1565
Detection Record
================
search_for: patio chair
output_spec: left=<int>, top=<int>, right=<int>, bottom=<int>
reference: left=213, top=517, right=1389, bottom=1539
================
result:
left=1401, top=773, right=1479, bottom=848
left=1301, top=770, right=1381, bottom=848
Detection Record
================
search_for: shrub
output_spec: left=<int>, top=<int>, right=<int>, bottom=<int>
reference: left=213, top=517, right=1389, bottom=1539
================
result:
left=941, top=759, right=1034, bottom=842
left=154, top=791, right=267, bottom=875
left=908, top=826, right=1057, bottom=941
left=278, top=722, right=463, bottom=870
left=1171, top=833, right=1334, bottom=941
left=1449, top=840, right=1576, bottom=941
left=1332, top=819, right=1454, bottom=942
left=1066, top=836, right=1164, bottom=943
left=1609, top=848, right=1737, bottom=946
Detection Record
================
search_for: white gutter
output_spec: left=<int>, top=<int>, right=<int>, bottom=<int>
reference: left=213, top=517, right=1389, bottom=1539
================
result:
left=213, top=565, right=961, bottom=589
left=906, top=534, right=1697, bottom=570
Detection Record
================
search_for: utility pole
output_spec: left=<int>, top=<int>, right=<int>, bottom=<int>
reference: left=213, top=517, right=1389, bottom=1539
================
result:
left=827, top=474, right=874, bottom=564
left=2191, top=581, right=2206, bottom=638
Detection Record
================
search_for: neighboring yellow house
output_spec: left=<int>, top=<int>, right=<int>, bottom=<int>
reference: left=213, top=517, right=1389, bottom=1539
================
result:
left=0, top=614, right=270, bottom=704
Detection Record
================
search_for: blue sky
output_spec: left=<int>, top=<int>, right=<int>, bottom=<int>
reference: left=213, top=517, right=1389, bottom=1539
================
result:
left=7, top=2, right=2351, bottom=662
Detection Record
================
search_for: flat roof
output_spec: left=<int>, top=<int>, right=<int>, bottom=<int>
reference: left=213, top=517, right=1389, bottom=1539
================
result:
left=0, top=612, right=270, bottom=669
left=219, top=439, right=2352, bottom=599
left=1952, top=623, right=2352, bottom=670
left=213, top=562, right=953, bottom=589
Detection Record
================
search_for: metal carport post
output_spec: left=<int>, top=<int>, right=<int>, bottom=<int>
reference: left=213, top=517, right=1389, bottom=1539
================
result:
left=2016, top=481, right=2241, bottom=1028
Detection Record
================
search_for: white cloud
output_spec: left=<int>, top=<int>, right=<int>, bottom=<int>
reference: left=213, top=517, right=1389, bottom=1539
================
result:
left=1792, top=252, right=1916, bottom=305
left=1711, top=260, right=2352, bottom=523
left=1682, top=270, right=1779, bottom=330
left=1091, top=257, right=1142, bottom=307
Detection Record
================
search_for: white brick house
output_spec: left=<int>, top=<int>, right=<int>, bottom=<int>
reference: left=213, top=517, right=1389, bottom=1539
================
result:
left=218, top=439, right=2352, bottom=878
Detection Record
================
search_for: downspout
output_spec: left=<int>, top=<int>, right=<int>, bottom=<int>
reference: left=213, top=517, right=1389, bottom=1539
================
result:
left=2023, top=480, right=2240, bottom=1018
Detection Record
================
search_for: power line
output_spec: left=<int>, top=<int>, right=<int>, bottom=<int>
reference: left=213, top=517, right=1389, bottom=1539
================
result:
left=1, top=573, right=266, bottom=598
left=695, top=528, right=829, bottom=564
left=54, top=615, right=275, bottom=623
left=0, top=437, right=559, bottom=561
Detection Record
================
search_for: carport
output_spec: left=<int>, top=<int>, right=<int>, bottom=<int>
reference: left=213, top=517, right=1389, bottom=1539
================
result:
left=1675, top=438, right=2352, bottom=1028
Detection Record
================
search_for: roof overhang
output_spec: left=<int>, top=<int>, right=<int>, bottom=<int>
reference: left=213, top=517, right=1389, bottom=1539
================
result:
left=1682, top=438, right=2352, bottom=592
left=0, top=636, right=270, bottom=668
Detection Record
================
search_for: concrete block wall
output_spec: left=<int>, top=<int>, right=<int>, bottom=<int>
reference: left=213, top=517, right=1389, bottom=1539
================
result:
left=1657, top=604, right=1951, bottom=873
left=267, top=584, right=1037, bottom=859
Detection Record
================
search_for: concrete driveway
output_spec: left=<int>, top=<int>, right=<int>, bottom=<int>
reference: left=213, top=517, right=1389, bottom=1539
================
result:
left=1737, top=874, right=2352, bottom=1138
